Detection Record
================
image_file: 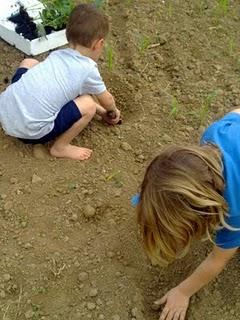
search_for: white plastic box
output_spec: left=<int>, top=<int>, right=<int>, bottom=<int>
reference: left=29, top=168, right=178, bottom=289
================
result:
left=0, top=0, right=67, bottom=56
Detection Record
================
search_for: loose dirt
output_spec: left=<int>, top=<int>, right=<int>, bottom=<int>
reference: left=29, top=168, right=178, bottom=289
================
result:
left=1, top=1, right=240, bottom=319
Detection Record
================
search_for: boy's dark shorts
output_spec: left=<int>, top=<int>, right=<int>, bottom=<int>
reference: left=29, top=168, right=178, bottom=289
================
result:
left=12, top=68, right=82, bottom=144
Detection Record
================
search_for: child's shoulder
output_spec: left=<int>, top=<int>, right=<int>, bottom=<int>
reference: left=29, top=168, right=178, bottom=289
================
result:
left=48, top=48, right=98, bottom=78
left=52, top=48, right=96, bottom=66
left=201, top=112, right=240, bottom=148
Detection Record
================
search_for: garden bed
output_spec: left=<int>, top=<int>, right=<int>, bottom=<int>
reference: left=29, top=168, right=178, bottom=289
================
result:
left=0, top=0, right=67, bottom=56
left=1, top=0, right=240, bottom=320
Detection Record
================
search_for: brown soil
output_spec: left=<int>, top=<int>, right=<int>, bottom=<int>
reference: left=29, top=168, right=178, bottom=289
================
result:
left=1, top=1, right=240, bottom=319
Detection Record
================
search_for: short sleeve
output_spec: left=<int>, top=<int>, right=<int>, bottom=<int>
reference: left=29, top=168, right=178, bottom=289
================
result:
left=201, top=112, right=240, bottom=146
left=81, top=65, right=106, bottom=95
left=216, top=216, right=240, bottom=249
left=201, top=111, right=240, bottom=250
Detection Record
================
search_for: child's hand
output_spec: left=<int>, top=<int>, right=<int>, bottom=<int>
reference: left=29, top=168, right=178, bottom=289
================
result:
left=103, top=109, right=121, bottom=125
left=154, top=287, right=190, bottom=320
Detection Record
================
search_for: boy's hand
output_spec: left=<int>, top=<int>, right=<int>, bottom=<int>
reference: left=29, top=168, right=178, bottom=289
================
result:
left=102, top=108, right=121, bottom=125
left=154, top=287, right=190, bottom=320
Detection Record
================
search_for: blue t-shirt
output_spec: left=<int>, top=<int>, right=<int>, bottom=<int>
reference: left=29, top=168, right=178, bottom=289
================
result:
left=201, top=112, right=240, bottom=249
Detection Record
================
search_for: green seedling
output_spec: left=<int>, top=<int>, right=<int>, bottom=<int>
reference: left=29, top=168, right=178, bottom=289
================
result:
left=94, top=0, right=105, bottom=8
left=39, top=0, right=74, bottom=30
left=228, top=37, right=236, bottom=56
left=170, top=97, right=179, bottom=118
left=106, top=170, right=121, bottom=181
left=106, top=170, right=123, bottom=188
left=138, top=36, right=151, bottom=54
left=168, top=1, right=173, bottom=18
left=199, top=91, right=218, bottom=126
left=105, top=45, right=114, bottom=71
left=36, top=23, right=47, bottom=38
left=216, top=0, right=229, bottom=16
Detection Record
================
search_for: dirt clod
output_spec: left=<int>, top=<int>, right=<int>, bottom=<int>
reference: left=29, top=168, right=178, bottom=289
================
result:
left=86, top=302, right=96, bottom=310
left=121, top=142, right=132, bottom=151
left=83, top=204, right=96, bottom=218
left=31, top=173, right=43, bottom=184
left=2, top=274, right=11, bottom=282
left=78, top=272, right=89, bottom=282
left=1, top=1, right=240, bottom=319
left=89, top=288, right=98, bottom=297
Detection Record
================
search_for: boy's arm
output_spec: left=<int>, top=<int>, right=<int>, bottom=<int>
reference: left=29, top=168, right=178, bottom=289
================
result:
left=156, top=245, right=237, bottom=320
left=95, top=90, right=116, bottom=112
left=95, top=90, right=121, bottom=124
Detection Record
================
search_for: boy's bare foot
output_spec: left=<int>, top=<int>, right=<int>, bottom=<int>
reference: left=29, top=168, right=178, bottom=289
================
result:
left=50, top=144, right=92, bottom=160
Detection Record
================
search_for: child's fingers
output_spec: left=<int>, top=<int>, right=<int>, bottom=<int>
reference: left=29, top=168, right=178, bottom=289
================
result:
left=173, top=311, right=181, bottom=320
left=154, top=294, right=167, bottom=306
left=159, top=306, right=170, bottom=320
left=179, top=309, right=187, bottom=320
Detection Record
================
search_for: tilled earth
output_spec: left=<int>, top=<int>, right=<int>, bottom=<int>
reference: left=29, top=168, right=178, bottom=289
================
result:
left=0, top=1, right=240, bottom=319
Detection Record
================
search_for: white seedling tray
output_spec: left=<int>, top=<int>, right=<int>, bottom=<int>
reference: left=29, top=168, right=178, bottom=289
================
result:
left=0, top=0, right=67, bottom=56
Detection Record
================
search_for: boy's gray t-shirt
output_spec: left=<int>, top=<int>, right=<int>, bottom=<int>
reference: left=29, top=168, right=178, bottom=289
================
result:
left=0, top=48, right=106, bottom=139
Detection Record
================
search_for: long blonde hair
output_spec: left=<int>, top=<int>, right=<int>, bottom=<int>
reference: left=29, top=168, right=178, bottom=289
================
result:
left=137, top=144, right=229, bottom=265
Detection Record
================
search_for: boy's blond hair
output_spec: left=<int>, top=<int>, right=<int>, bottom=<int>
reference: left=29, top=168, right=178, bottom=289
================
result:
left=66, top=4, right=109, bottom=47
left=137, top=144, right=229, bottom=265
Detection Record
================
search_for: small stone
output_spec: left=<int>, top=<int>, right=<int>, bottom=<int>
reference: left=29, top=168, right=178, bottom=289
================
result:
left=3, top=274, right=11, bottom=282
left=106, top=251, right=115, bottom=258
left=10, top=177, right=18, bottom=184
left=0, top=290, right=6, bottom=298
left=70, top=213, right=78, bottom=221
left=131, top=307, right=142, bottom=318
left=21, top=221, right=27, bottom=228
left=78, top=272, right=88, bottom=282
left=96, top=298, right=103, bottom=305
left=131, top=308, right=138, bottom=317
left=112, top=315, right=120, bottom=320
left=230, top=309, right=235, bottom=315
left=4, top=201, right=13, bottom=211
left=89, top=288, right=98, bottom=297
left=98, top=315, right=105, bottom=320
left=83, top=205, right=96, bottom=218
left=113, top=189, right=122, bottom=197
left=87, top=302, right=96, bottom=310
left=24, top=243, right=32, bottom=249
left=120, top=142, right=132, bottom=151
left=162, top=134, right=172, bottom=143
left=158, top=35, right=167, bottom=45
left=25, top=310, right=34, bottom=319
left=32, top=174, right=43, bottom=184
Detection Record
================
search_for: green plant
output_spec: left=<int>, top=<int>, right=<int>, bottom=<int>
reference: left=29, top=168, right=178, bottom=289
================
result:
left=228, top=37, right=236, bottom=56
left=217, top=0, right=229, bottom=16
left=199, top=91, right=218, bottom=126
left=106, top=170, right=123, bottom=188
left=94, top=0, right=105, bottom=8
left=39, top=0, right=74, bottom=30
left=36, top=22, right=47, bottom=38
left=105, top=44, right=114, bottom=71
left=170, top=97, right=179, bottom=118
left=138, top=36, right=151, bottom=54
left=168, top=1, right=173, bottom=18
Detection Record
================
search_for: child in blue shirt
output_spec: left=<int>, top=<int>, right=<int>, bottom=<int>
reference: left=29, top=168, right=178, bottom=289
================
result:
left=0, top=4, right=120, bottom=160
left=133, top=109, right=240, bottom=320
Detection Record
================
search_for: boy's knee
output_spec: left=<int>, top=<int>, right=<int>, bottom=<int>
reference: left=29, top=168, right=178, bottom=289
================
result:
left=19, top=58, right=39, bottom=69
left=75, top=95, right=96, bottom=118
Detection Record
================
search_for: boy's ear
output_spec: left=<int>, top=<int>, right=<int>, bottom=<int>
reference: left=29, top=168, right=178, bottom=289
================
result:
left=92, top=38, right=104, bottom=51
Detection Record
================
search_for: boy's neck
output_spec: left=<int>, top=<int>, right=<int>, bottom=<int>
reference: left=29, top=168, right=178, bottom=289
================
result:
left=69, top=43, right=96, bottom=61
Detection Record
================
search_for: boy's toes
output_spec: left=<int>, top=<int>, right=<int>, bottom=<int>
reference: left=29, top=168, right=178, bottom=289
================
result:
left=80, top=148, right=92, bottom=159
left=50, top=144, right=93, bottom=161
